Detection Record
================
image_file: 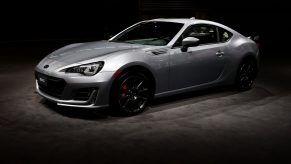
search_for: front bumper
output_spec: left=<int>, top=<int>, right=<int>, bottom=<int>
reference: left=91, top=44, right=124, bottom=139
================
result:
left=36, top=81, right=105, bottom=108
left=35, top=70, right=114, bottom=109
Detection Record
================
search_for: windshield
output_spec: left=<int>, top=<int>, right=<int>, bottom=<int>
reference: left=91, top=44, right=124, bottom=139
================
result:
left=110, top=21, right=184, bottom=46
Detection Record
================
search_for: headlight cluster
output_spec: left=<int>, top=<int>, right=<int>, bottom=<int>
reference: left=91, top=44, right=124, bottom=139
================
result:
left=65, top=62, right=104, bottom=76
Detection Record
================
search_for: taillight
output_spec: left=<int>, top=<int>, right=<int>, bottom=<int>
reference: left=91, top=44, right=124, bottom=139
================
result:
left=256, top=43, right=260, bottom=49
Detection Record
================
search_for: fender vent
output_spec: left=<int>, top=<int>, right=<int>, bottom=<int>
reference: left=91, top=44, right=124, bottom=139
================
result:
left=150, top=48, right=168, bottom=55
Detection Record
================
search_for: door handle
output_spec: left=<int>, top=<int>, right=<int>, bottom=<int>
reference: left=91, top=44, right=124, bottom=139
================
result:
left=216, top=51, right=224, bottom=57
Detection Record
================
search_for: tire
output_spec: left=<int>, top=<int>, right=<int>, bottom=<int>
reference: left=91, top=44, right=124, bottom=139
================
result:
left=235, top=58, right=258, bottom=91
left=111, top=71, right=153, bottom=115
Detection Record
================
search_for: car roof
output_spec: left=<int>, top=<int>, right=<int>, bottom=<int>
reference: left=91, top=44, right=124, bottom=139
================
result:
left=151, top=18, right=210, bottom=24
left=148, top=18, right=239, bottom=34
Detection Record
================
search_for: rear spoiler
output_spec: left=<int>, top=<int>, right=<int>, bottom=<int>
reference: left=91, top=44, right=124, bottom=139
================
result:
left=248, top=35, right=260, bottom=48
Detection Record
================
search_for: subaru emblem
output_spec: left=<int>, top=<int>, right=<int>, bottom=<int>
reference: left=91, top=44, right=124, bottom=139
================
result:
left=44, top=65, right=49, bottom=69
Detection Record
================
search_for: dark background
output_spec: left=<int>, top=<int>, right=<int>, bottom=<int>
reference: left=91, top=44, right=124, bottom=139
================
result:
left=1, top=0, right=290, bottom=57
left=1, top=1, right=291, bottom=164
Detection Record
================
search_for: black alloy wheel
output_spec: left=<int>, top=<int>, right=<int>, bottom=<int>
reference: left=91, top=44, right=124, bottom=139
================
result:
left=112, top=71, right=152, bottom=115
left=236, top=58, right=257, bottom=91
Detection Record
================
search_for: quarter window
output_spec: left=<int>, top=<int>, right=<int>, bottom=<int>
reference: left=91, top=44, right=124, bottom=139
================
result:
left=218, top=27, right=233, bottom=42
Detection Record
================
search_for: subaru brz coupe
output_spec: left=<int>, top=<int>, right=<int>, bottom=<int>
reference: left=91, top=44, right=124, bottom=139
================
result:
left=35, top=18, right=259, bottom=115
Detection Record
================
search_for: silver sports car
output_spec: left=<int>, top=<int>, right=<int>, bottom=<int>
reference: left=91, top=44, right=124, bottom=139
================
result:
left=35, top=18, right=259, bottom=114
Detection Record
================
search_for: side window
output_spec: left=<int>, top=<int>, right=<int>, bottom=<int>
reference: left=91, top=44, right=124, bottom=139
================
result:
left=173, top=24, right=218, bottom=47
left=218, top=27, right=233, bottom=42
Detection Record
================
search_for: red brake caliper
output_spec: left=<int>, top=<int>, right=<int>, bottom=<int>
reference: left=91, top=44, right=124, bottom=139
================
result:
left=120, top=85, right=128, bottom=97
left=122, top=85, right=128, bottom=90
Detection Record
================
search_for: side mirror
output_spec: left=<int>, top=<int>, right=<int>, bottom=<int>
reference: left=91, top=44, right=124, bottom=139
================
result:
left=181, top=37, right=200, bottom=52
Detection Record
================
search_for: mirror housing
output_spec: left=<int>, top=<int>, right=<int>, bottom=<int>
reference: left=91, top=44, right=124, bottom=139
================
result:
left=181, top=37, right=200, bottom=52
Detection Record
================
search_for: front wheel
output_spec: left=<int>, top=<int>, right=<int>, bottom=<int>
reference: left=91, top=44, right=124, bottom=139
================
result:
left=111, top=71, right=153, bottom=115
left=235, top=58, right=258, bottom=91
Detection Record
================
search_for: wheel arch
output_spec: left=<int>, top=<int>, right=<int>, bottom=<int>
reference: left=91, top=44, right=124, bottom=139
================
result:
left=234, top=53, right=258, bottom=82
left=239, top=53, right=259, bottom=72
left=108, top=63, right=157, bottom=104
left=117, top=65, right=156, bottom=90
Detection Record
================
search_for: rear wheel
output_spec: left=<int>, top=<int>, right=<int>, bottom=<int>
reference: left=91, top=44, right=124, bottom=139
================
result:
left=235, top=58, right=257, bottom=91
left=111, top=71, right=153, bottom=115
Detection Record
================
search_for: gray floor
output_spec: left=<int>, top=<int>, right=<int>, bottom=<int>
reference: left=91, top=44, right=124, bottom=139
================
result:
left=1, top=46, right=291, bottom=163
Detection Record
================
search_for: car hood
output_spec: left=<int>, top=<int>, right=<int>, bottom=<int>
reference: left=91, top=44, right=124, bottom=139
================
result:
left=46, top=40, right=145, bottom=64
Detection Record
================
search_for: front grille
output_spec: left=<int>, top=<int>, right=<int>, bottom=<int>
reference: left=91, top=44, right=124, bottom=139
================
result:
left=73, top=88, right=98, bottom=101
left=35, top=71, right=66, bottom=98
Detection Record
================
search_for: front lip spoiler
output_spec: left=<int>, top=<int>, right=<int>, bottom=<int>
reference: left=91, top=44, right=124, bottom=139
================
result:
left=35, top=80, right=108, bottom=109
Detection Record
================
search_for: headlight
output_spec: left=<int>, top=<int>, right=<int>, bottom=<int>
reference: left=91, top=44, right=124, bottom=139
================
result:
left=65, top=62, right=104, bottom=76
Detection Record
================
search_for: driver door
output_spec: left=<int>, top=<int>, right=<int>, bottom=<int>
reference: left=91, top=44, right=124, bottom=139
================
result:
left=169, top=24, right=227, bottom=90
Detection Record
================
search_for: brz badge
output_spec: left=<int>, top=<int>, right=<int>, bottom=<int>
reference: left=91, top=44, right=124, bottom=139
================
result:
left=44, top=65, right=49, bottom=69
left=39, top=77, right=46, bottom=83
